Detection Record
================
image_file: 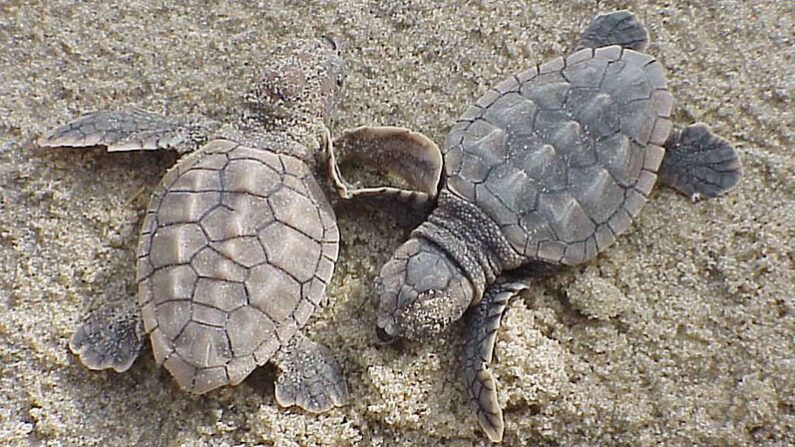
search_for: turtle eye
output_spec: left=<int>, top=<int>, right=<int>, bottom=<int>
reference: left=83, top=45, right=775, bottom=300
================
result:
left=372, top=276, right=385, bottom=305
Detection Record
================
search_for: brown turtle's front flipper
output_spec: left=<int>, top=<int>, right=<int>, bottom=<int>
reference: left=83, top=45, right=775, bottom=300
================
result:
left=327, top=126, right=442, bottom=211
left=463, top=281, right=529, bottom=443
left=39, top=109, right=219, bottom=154
left=577, top=10, right=649, bottom=51
left=272, top=332, right=349, bottom=413
left=659, top=123, right=742, bottom=200
left=69, top=299, right=144, bottom=373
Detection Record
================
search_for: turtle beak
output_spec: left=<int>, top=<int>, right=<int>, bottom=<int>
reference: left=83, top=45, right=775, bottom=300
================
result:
left=375, top=316, right=398, bottom=344
left=376, top=326, right=394, bottom=344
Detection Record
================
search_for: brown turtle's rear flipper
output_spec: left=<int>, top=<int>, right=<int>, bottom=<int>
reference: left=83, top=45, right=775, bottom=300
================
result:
left=463, top=281, right=530, bottom=443
left=273, top=333, right=349, bottom=413
left=38, top=109, right=218, bottom=154
left=69, top=299, right=144, bottom=373
left=577, top=10, right=649, bottom=51
left=659, top=123, right=743, bottom=200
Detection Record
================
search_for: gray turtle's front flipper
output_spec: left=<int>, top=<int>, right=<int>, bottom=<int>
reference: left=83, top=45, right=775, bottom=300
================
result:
left=69, top=299, right=144, bottom=373
left=659, top=123, right=743, bottom=199
left=38, top=109, right=219, bottom=154
left=272, top=333, right=349, bottom=413
left=577, top=10, right=649, bottom=51
left=328, top=126, right=442, bottom=211
left=463, top=281, right=529, bottom=443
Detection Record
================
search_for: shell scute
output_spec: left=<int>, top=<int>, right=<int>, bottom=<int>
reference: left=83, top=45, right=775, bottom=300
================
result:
left=445, top=46, right=670, bottom=264
left=137, top=144, right=337, bottom=393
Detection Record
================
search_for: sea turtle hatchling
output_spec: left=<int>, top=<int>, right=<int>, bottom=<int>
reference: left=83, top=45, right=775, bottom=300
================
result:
left=328, top=11, right=742, bottom=441
left=37, top=38, right=393, bottom=412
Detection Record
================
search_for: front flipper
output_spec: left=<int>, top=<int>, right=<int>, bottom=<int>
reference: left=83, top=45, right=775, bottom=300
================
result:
left=577, top=10, right=649, bottom=51
left=659, top=123, right=743, bottom=200
left=327, top=126, right=442, bottom=211
left=272, top=333, right=349, bottom=413
left=38, top=109, right=219, bottom=154
left=463, top=281, right=529, bottom=443
left=69, top=299, right=144, bottom=373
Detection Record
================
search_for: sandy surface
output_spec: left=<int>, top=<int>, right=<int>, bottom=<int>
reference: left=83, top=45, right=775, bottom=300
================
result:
left=1, top=0, right=793, bottom=446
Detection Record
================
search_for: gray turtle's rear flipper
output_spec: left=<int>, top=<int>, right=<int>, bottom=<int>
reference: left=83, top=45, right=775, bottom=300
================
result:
left=327, top=126, right=443, bottom=212
left=69, top=299, right=144, bottom=373
left=39, top=109, right=219, bottom=154
left=577, top=10, right=649, bottom=51
left=463, top=281, right=529, bottom=443
left=273, top=333, right=349, bottom=413
left=659, top=123, right=742, bottom=200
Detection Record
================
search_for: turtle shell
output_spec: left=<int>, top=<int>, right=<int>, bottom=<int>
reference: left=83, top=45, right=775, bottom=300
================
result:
left=443, top=46, right=673, bottom=265
left=136, top=139, right=339, bottom=394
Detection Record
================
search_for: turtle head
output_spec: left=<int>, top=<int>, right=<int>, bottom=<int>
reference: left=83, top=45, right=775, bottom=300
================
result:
left=374, top=238, right=474, bottom=343
left=246, top=37, right=344, bottom=125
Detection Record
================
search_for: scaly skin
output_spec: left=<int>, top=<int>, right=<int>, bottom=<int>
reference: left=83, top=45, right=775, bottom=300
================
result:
left=42, top=38, right=350, bottom=412
left=368, top=10, right=742, bottom=443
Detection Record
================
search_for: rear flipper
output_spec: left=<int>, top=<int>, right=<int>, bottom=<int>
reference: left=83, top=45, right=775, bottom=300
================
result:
left=577, top=10, right=649, bottom=51
left=69, top=299, right=144, bottom=372
left=38, top=109, right=219, bottom=154
left=273, top=332, right=349, bottom=413
left=463, top=281, right=529, bottom=443
left=659, top=123, right=742, bottom=200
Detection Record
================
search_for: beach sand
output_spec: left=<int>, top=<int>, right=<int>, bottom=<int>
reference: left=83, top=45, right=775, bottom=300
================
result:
left=0, top=0, right=792, bottom=445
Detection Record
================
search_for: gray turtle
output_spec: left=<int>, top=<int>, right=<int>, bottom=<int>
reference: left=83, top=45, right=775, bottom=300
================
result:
left=39, top=39, right=359, bottom=412
left=329, top=11, right=742, bottom=442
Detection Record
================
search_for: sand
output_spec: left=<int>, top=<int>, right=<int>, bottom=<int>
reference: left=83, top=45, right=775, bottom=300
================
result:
left=0, top=0, right=792, bottom=445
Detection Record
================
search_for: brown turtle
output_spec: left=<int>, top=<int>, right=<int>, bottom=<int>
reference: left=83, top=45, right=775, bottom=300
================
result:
left=39, top=38, right=357, bottom=412
left=328, top=11, right=742, bottom=441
